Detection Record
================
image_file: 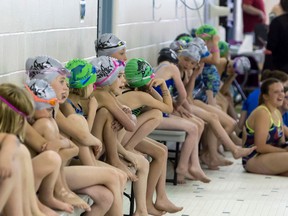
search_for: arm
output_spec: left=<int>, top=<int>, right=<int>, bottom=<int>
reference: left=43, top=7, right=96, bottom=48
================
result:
left=220, top=73, right=237, bottom=95
left=0, top=134, right=19, bottom=179
left=102, top=93, right=136, bottom=132
left=201, top=35, right=220, bottom=65
left=185, top=63, right=204, bottom=102
left=171, top=65, right=187, bottom=108
left=55, top=110, right=97, bottom=146
left=86, top=96, right=98, bottom=132
left=242, top=2, right=265, bottom=22
left=24, top=123, right=49, bottom=153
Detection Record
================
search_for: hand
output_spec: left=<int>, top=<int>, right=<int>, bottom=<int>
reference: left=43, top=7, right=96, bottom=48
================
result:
left=175, top=106, right=193, bottom=118
left=193, top=63, right=204, bottom=77
left=124, top=151, right=138, bottom=170
left=147, top=78, right=164, bottom=90
left=258, top=11, right=266, bottom=22
left=111, top=120, right=123, bottom=131
left=212, top=34, right=220, bottom=44
left=122, top=105, right=132, bottom=115
left=45, top=140, right=61, bottom=152
left=92, top=140, right=103, bottom=157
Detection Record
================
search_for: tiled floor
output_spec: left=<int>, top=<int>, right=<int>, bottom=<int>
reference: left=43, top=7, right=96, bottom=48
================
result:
left=125, top=152, right=288, bottom=216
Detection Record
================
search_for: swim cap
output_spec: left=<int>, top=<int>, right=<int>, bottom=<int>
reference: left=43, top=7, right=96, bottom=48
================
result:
left=90, top=56, right=125, bottom=87
left=26, top=79, right=58, bottom=110
left=218, top=41, right=229, bottom=58
left=178, top=43, right=201, bottom=62
left=95, top=33, right=126, bottom=57
left=233, top=56, right=251, bottom=75
left=65, top=59, right=97, bottom=89
left=190, top=37, right=210, bottom=58
left=175, top=33, right=193, bottom=43
left=158, top=48, right=179, bottom=64
left=26, top=56, right=70, bottom=83
left=125, top=58, right=155, bottom=88
left=169, top=40, right=187, bottom=53
left=195, top=24, right=217, bottom=41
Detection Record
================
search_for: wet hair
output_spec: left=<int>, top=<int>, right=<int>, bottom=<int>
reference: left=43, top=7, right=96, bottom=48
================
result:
left=280, top=0, right=288, bottom=13
left=259, top=78, right=281, bottom=105
left=0, top=83, right=34, bottom=142
left=261, top=69, right=288, bottom=83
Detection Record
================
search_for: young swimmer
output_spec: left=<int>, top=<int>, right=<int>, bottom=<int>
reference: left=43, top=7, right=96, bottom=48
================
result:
left=91, top=56, right=152, bottom=216
left=242, top=78, right=288, bottom=175
left=26, top=78, right=82, bottom=213
left=0, top=83, right=48, bottom=216
left=124, top=58, right=209, bottom=185
left=60, top=59, right=103, bottom=166
left=26, top=56, right=126, bottom=216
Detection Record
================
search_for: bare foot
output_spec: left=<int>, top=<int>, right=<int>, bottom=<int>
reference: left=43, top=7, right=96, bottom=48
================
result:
left=146, top=202, right=165, bottom=216
left=110, top=160, right=138, bottom=182
left=155, top=198, right=183, bottom=213
left=232, top=146, right=257, bottom=159
left=176, top=167, right=199, bottom=183
left=55, top=188, right=91, bottom=211
left=188, top=167, right=211, bottom=183
left=200, top=153, right=220, bottom=170
left=38, top=200, right=62, bottom=216
left=39, top=195, right=74, bottom=213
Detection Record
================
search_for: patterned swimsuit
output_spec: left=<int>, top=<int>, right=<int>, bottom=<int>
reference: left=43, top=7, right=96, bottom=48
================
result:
left=242, top=105, right=285, bottom=169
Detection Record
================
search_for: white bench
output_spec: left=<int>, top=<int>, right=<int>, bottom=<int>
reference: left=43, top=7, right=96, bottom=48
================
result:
left=148, top=129, right=186, bottom=185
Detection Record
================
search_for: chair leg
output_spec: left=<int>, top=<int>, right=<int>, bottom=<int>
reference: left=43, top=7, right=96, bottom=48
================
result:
left=173, top=142, right=180, bottom=185
left=123, top=183, right=134, bottom=216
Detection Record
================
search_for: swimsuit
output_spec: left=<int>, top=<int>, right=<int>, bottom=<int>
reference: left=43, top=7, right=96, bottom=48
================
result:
left=242, top=105, right=284, bottom=169
left=66, top=98, right=85, bottom=117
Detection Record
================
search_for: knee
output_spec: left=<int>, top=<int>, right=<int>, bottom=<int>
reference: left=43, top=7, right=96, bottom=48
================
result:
left=42, top=150, right=61, bottom=168
left=187, top=123, right=198, bottom=136
left=138, top=155, right=150, bottom=170
left=150, top=109, right=163, bottom=123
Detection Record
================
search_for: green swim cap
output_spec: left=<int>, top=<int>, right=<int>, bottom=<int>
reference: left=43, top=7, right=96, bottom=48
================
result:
left=218, top=41, right=229, bottom=58
left=124, top=58, right=154, bottom=88
left=65, top=59, right=97, bottom=88
left=195, top=24, right=217, bottom=41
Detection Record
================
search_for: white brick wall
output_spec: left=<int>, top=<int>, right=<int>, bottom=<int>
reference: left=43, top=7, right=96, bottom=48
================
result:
left=0, top=0, right=204, bottom=85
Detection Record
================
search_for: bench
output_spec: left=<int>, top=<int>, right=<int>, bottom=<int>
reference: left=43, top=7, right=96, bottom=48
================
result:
left=148, top=129, right=186, bottom=185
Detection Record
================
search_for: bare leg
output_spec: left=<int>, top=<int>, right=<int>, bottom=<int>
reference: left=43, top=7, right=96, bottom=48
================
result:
left=187, top=102, right=256, bottom=159
left=92, top=107, right=137, bottom=181
left=136, top=138, right=182, bottom=214
left=33, top=151, right=74, bottom=213
left=18, top=145, right=46, bottom=216
left=132, top=153, right=149, bottom=216
left=157, top=115, right=210, bottom=184
left=200, top=126, right=233, bottom=170
left=64, top=166, right=125, bottom=216
left=122, top=109, right=162, bottom=150
left=76, top=185, right=114, bottom=216
left=246, top=152, right=288, bottom=175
